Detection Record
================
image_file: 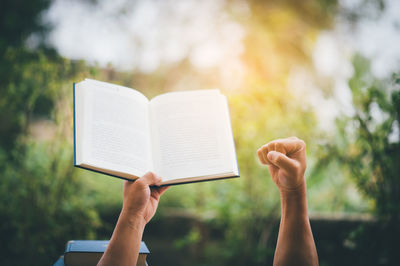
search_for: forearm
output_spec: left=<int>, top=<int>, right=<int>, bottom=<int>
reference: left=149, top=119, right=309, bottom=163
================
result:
left=98, top=211, right=146, bottom=266
left=273, top=183, right=318, bottom=266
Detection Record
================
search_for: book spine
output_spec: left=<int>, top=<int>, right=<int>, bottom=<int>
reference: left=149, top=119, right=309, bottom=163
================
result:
left=73, top=83, right=76, bottom=166
left=65, top=241, right=73, bottom=253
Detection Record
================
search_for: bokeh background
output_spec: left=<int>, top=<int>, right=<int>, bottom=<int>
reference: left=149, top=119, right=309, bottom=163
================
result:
left=0, top=0, right=399, bottom=265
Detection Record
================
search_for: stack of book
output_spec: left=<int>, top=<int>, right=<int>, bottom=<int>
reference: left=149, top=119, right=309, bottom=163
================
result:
left=53, top=240, right=150, bottom=266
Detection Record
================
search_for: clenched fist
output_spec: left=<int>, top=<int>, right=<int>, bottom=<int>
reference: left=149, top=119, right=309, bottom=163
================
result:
left=257, top=136, right=306, bottom=192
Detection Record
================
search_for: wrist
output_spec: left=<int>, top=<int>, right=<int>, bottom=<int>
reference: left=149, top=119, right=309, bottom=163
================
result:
left=279, top=181, right=309, bottom=219
left=279, top=178, right=306, bottom=199
left=119, top=210, right=147, bottom=232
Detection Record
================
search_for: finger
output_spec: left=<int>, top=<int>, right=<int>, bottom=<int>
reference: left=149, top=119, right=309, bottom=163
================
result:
left=156, top=186, right=170, bottom=196
left=139, top=172, right=162, bottom=186
left=267, top=151, right=298, bottom=174
left=275, top=141, right=286, bottom=155
left=261, top=145, right=272, bottom=165
left=257, top=148, right=267, bottom=164
left=258, top=145, right=271, bottom=165
left=151, top=186, right=170, bottom=200
left=278, top=138, right=305, bottom=155
left=267, top=141, right=276, bottom=153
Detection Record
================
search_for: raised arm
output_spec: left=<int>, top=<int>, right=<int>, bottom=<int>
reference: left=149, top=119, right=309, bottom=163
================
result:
left=98, top=172, right=169, bottom=266
left=257, top=137, right=318, bottom=266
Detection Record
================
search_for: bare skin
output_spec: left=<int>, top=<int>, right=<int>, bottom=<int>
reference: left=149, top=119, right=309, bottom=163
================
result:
left=257, top=137, right=318, bottom=266
left=97, top=172, right=169, bottom=266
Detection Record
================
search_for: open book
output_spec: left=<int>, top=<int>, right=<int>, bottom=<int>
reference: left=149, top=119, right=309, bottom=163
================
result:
left=73, top=79, right=239, bottom=186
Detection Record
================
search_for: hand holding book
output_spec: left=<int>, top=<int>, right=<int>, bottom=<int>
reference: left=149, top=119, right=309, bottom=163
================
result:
left=121, top=172, right=169, bottom=224
left=98, top=172, right=168, bottom=266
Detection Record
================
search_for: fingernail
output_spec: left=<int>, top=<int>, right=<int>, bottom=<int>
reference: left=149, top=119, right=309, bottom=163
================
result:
left=267, top=151, right=278, bottom=161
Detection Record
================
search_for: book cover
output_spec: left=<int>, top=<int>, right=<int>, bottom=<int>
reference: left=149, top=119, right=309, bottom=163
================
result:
left=65, top=240, right=149, bottom=254
left=64, top=240, right=149, bottom=266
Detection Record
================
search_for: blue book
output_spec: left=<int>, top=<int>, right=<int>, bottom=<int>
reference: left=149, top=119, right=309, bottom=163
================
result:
left=73, top=78, right=240, bottom=186
left=53, top=256, right=65, bottom=266
left=63, top=240, right=149, bottom=266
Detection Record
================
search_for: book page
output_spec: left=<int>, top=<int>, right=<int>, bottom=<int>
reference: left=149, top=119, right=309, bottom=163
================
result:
left=149, top=90, right=236, bottom=181
left=78, top=80, right=152, bottom=177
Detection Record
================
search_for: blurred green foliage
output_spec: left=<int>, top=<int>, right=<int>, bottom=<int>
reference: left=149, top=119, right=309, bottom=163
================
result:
left=315, top=55, right=400, bottom=264
left=0, top=0, right=103, bottom=265
left=342, top=55, right=399, bottom=222
left=0, top=0, right=51, bottom=49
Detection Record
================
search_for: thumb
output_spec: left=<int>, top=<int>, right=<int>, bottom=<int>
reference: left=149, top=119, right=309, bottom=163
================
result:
left=267, top=151, right=298, bottom=174
left=140, top=172, right=162, bottom=186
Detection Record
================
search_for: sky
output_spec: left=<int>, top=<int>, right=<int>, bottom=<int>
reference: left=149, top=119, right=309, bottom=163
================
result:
left=42, top=0, right=400, bottom=132
left=43, top=0, right=245, bottom=73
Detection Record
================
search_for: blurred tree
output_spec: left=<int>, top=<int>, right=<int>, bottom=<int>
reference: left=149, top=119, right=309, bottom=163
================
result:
left=0, top=0, right=103, bottom=265
left=316, top=54, right=400, bottom=265
left=0, top=0, right=53, bottom=152
left=345, top=55, right=399, bottom=222
left=0, top=0, right=51, bottom=51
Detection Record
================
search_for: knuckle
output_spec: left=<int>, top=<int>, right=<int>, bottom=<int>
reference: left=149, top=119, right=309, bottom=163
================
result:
left=267, top=142, right=275, bottom=150
left=261, top=145, right=269, bottom=153
left=135, top=179, right=146, bottom=187
left=146, top=171, right=155, bottom=177
left=276, top=142, right=284, bottom=149
left=299, top=139, right=306, bottom=148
